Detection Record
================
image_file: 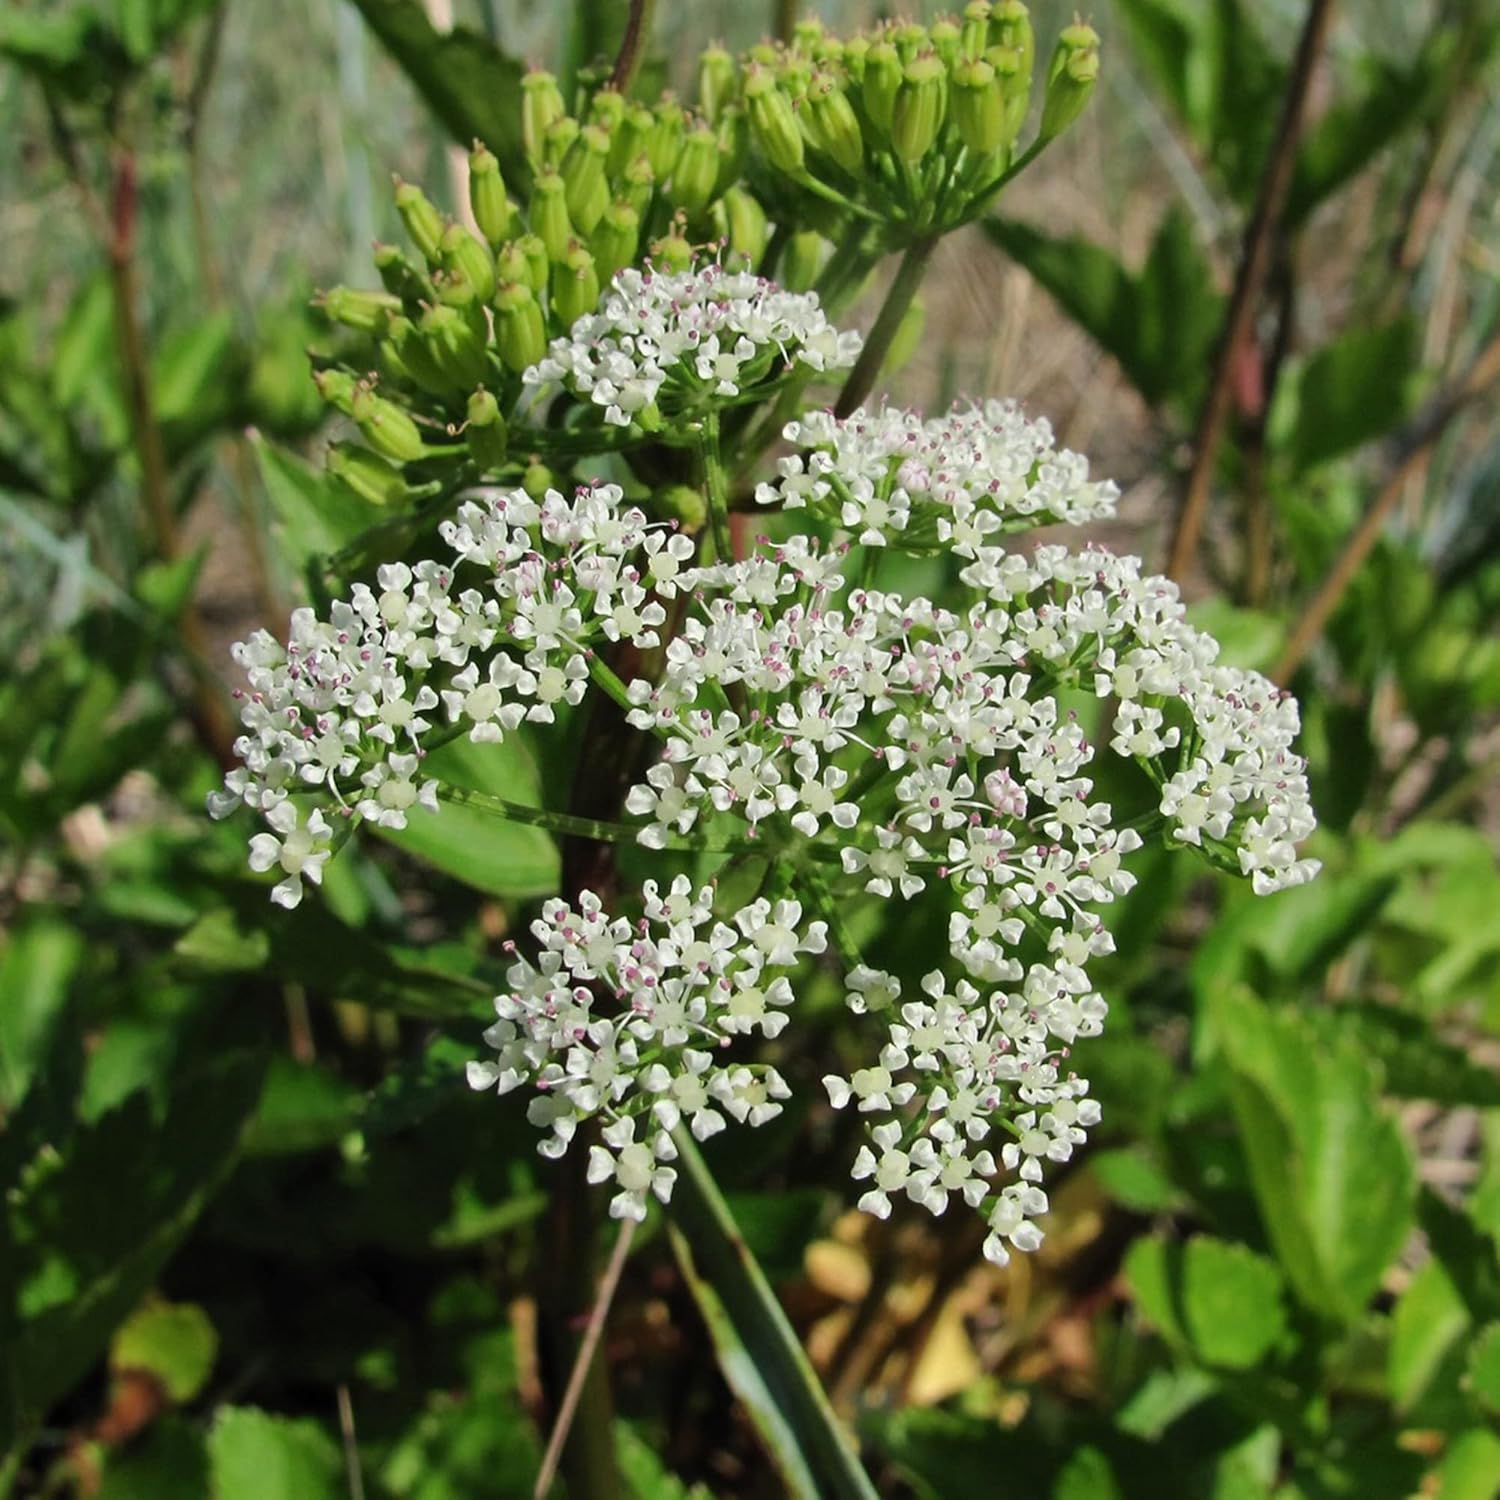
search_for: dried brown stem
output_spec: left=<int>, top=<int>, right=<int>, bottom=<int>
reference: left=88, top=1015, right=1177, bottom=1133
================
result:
left=1272, top=331, right=1500, bottom=684
left=1164, top=0, right=1336, bottom=584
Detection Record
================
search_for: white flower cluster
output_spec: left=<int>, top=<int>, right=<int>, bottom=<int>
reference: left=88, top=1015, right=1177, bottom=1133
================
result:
left=757, top=399, right=1121, bottom=548
left=218, top=278, right=1318, bottom=1260
left=523, top=262, right=862, bottom=427
left=466, top=878, right=825, bottom=1221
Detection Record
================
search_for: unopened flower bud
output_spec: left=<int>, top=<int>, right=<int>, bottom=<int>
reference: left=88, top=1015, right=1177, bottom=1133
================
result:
left=619, top=153, right=656, bottom=219
left=781, top=231, right=824, bottom=293
left=329, top=441, right=410, bottom=506
left=791, top=17, right=826, bottom=56
left=522, top=71, right=565, bottom=167
left=806, top=74, right=864, bottom=174
left=989, top=45, right=1030, bottom=149
left=714, top=105, right=749, bottom=196
left=393, top=177, right=444, bottom=264
left=645, top=95, right=686, bottom=180
left=465, top=387, right=508, bottom=471
left=892, top=53, right=947, bottom=163
left=719, top=185, right=767, bottom=270
left=351, top=385, right=429, bottom=464
left=468, top=143, right=512, bottom=248
left=419, top=302, right=488, bottom=388
left=843, top=34, right=870, bottom=85
left=494, top=281, right=547, bottom=373
left=951, top=57, right=1007, bottom=156
left=561, top=123, right=611, bottom=235
left=439, top=221, right=496, bottom=304
left=381, top=315, right=458, bottom=396
left=551, top=242, right=601, bottom=326
left=930, top=17, right=962, bottom=65
left=745, top=66, right=804, bottom=174
left=313, top=368, right=358, bottom=415
left=529, top=169, right=574, bottom=263
left=860, top=40, right=903, bottom=139
left=699, top=46, right=736, bottom=125
left=654, top=483, right=707, bottom=532
left=609, top=104, right=655, bottom=179
left=590, top=201, right=640, bottom=285
left=589, top=87, right=627, bottom=131
left=517, top=234, right=550, bottom=293
left=893, top=22, right=930, bottom=63
left=544, top=114, right=580, bottom=170
left=318, top=285, right=400, bottom=334
left=1040, top=23, right=1099, bottom=142
left=669, top=124, right=721, bottom=215
left=373, top=242, right=432, bottom=304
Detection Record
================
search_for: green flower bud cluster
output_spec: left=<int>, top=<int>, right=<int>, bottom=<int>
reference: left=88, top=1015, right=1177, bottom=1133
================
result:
left=690, top=6, right=1097, bottom=241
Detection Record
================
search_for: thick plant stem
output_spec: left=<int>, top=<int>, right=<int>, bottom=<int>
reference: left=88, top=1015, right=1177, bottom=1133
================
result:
left=699, top=410, right=735, bottom=563
left=834, top=235, right=938, bottom=419
left=1164, top=0, right=1335, bottom=584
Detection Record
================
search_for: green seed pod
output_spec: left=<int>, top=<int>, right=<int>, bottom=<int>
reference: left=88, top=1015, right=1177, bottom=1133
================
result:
left=669, top=124, right=721, bottom=216
left=393, top=177, right=445, bottom=264
left=781, top=230, right=824, bottom=293
left=543, top=114, right=580, bottom=171
left=807, top=73, right=864, bottom=174
left=951, top=57, right=1006, bottom=156
left=930, top=17, right=962, bottom=66
left=791, top=17, right=826, bottom=57
left=468, top=143, right=511, bottom=248
left=551, top=242, right=601, bottom=326
left=439, top=221, right=497, bottom=304
left=589, top=87, right=627, bottom=131
left=645, top=95, right=686, bottom=180
left=719, top=185, right=767, bottom=270
left=351, top=385, right=429, bottom=464
left=780, top=56, right=814, bottom=103
left=654, top=483, right=707, bottom=532
left=591, top=200, right=640, bottom=285
left=619, top=153, right=656, bottom=219
left=699, top=46, right=736, bottom=125
left=495, top=240, right=530, bottom=289
left=313, top=368, right=359, bottom=415
left=990, top=0, right=1033, bottom=77
left=961, top=2, right=992, bottom=60
left=892, top=53, right=947, bottom=163
left=714, top=104, right=749, bottom=196
left=494, top=281, right=547, bottom=373
left=893, top=22, right=930, bottom=64
left=989, top=46, right=1030, bottom=150
left=1040, top=22, right=1099, bottom=142
left=529, top=169, right=575, bottom=263
left=744, top=66, right=804, bottom=174
left=843, top=34, right=870, bottom=85
left=561, top=123, right=611, bottom=235
left=517, top=233, right=550, bottom=293
left=465, top=388, right=508, bottom=471
left=373, top=242, right=433, bottom=304
left=746, top=42, right=779, bottom=68
left=382, top=314, right=459, bottom=396
left=860, top=40, right=903, bottom=139
left=608, top=104, right=655, bottom=179
left=649, top=225, right=694, bottom=274
left=420, top=302, right=489, bottom=389
left=328, top=441, right=410, bottom=506
left=522, top=458, right=556, bottom=499
left=318, top=285, right=401, bottom=334
left=522, top=70, right=566, bottom=167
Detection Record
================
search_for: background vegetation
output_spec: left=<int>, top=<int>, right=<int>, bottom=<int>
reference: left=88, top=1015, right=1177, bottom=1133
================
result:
left=3, top=0, right=1500, bottom=1495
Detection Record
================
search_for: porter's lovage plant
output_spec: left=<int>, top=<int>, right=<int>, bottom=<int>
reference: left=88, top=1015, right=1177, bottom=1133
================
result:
left=210, top=11, right=1316, bottom=1267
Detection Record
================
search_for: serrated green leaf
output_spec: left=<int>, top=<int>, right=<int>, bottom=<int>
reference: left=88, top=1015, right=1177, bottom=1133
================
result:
left=110, top=1298, right=218, bottom=1403
left=207, top=1407, right=342, bottom=1500
left=1217, top=991, right=1415, bottom=1323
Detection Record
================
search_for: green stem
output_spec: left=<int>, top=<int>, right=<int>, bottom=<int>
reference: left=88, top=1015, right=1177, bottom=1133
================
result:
left=833, top=234, right=938, bottom=419
left=698, top=409, right=735, bottom=564
left=608, top=0, right=656, bottom=93
left=668, top=1135, right=880, bottom=1499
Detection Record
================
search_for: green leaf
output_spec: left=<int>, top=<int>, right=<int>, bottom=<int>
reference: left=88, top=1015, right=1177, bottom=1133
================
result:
left=617, top=1422, right=714, bottom=1500
left=252, top=435, right=373, bottom=569
left=1091, top=1148, right=1183, bottom=1213
left=1434, top=1429, right=1500, bottom=1500
left=1305, top=1005, right=1500, bottom=1107
left=98, top=1418, right=210, bottom=1500
left=669, top=1135, right=879, bottom=1500
left=0, top=918, right=84, bottom=1112
left=1390, top=1258, right=1471, bottom=1414
left=1270, top=319, right=1421, bottom=475
left=1466, top=1323, right=1500, bottom=1414
left=244, top=1057, right=363, bottom=1156
left=207, top=1407, right=342, bottom=1500
left=153, top=311, right=243, bottom=459
left=1418, top=1187, right=1500, bottom=1324
left=1126, top=1236, right=1288, bottom=1369
left=110, top=1298, right=218, bottom=1403
left=1216, top=991, right=1415, bottom=1323
left=348, top=0, right=527, bottom=184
